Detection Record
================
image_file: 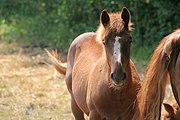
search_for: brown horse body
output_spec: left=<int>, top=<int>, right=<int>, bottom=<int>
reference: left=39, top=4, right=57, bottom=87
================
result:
left=47, top=8, right=140, bottom=120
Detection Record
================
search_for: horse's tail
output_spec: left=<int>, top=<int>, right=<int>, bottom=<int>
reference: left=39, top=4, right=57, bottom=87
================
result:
left=133, top=29, right=180, bottom=120
left=45, top=49, right=67, bottom=75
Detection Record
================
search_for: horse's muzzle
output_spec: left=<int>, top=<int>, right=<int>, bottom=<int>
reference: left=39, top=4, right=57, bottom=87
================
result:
left=110, top=71, right=126, bottom=84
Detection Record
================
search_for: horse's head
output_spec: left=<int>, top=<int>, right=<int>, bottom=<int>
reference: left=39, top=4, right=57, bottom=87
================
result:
left=100, top=7, right=132, bottom=86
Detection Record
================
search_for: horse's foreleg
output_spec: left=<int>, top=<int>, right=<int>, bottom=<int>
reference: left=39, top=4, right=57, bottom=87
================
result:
left=71, top=96, right=85, bottom=120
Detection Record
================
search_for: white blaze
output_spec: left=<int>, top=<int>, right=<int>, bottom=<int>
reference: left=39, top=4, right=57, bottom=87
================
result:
left=114, top=36, right=122, bottom=64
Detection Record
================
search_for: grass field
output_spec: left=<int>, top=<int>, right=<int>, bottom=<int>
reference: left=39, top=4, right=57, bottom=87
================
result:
left=0, top=42, right=175, bottom=120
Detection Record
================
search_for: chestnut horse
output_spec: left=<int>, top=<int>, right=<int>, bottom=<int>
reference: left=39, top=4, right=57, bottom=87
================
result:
left=46, top=7, right=141, bottom=120
left=162, top=29, right=180, bottom=120
left=132, top=29, right=180, bottom=120
left=169, top=30, right=180, bottom=108
left=163, top=29, right=180, bottom=120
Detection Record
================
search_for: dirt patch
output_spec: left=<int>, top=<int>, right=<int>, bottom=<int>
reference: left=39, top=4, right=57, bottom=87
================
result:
left=0, top=42, right=72, bottom=120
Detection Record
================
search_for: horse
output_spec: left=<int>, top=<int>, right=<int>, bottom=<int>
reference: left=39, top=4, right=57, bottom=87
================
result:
left=132, top=29, right=180, bottom=120
left=46, top=7, right=141, bottom=120
left=163, top=100, right=180, bottom=120
left=163, top=29, right=180, bottom=120
left=162, top=29, right=180, bottom=120
left=169, top=30, right=180, bottom=108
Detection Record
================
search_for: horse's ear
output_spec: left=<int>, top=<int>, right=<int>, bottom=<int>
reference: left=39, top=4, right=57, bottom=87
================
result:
left=163, top=103, right=175, bottom=116
left=121, top=7, right=130, bottom=30
left=100, top=10, right=110, bottom=27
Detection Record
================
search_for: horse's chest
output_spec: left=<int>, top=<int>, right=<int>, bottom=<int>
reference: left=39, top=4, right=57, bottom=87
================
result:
left=95, top=95, right=132, bottom=119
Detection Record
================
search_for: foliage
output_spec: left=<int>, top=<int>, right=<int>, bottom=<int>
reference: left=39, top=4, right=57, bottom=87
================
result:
left=0, top=0, right=179, bottom=60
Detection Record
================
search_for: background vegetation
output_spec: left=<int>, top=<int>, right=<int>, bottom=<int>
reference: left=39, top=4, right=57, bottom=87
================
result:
left=0, top=0, right=179, bottom=63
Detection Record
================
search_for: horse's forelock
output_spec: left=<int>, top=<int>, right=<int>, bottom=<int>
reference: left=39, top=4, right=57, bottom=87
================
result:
left=108, top=13, right=132, bottom=33
left=96, top=12, right=132, bottom=43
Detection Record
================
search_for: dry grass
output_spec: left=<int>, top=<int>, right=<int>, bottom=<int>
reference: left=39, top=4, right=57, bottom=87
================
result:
left=0, top=42, right=72, bottom=120
left=0, top=42, right=175, bottom=120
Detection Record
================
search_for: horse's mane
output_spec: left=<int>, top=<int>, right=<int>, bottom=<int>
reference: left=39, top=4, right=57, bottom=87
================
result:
left=96, top=12, right=133, bottom=44
left=133, top=29, right=180, bottom=120
left=135, top=40, right=170, bottom=120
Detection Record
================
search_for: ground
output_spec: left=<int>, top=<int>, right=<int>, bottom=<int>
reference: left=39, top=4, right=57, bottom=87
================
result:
left=0, top=42, right=72, bottom=120
left=0, top=42, right=174, bottom=120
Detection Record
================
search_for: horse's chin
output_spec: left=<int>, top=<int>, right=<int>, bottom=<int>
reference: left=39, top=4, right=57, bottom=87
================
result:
left=109, top=81, right=125, bottom=91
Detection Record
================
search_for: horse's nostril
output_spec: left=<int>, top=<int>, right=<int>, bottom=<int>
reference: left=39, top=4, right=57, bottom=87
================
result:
left=111, top=72, right=126, bottom=81
left=122, top=73, right=126, bottom=80
left=110, top=73, right=114, bottom=80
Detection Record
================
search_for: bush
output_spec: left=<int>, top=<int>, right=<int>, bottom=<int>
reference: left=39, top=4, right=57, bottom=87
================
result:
left=0, top=0, right=179, bottom=61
